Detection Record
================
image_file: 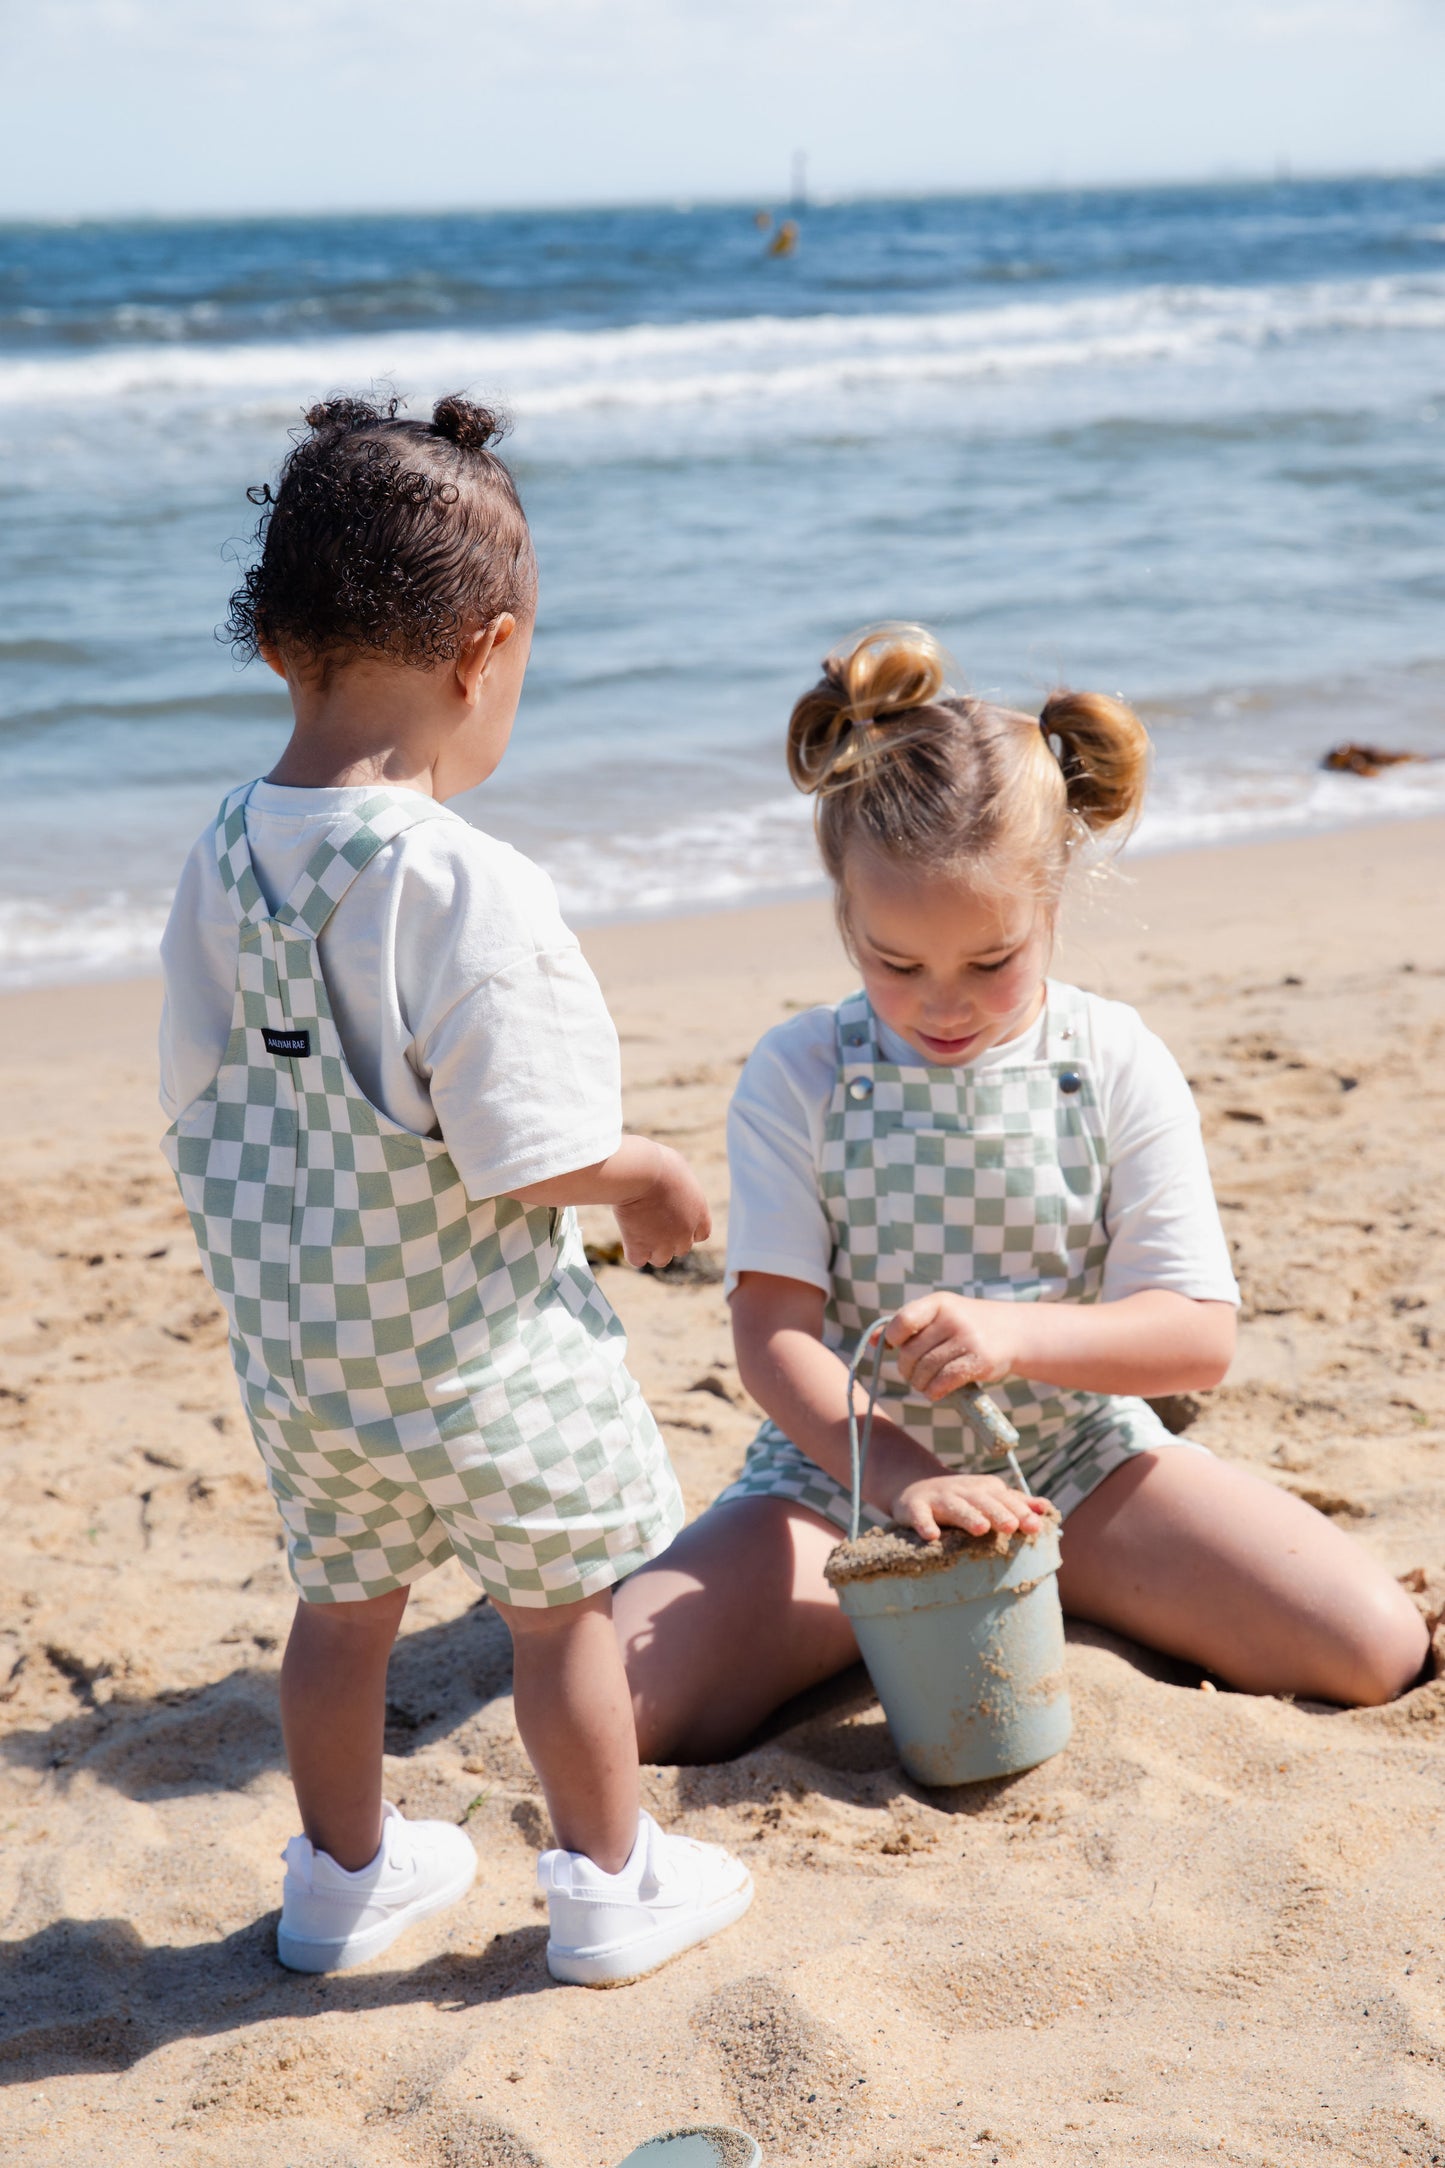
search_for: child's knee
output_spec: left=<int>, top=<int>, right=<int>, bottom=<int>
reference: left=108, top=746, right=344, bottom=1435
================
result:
left=494, top=1588, right=613, bottom=1641
left=289, top=1586, right=408, bottom=1646
left=1334, top=1582, right=1430, bottom=1707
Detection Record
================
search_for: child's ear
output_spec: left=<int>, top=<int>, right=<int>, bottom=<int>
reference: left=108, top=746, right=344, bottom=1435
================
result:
left=258, top=640, right=288, bottom=682
left=454, top=615, right=516, bottom=704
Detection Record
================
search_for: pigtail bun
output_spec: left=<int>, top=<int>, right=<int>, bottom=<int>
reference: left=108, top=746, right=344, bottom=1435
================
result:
left=304, top=393, right=402, bottom=432
left=1039, top=689, right=1150, bottom=839
left=296, top=393, right=507, bottom=451
left=788, top=623, right=951, bottom=796
left=431, top=394, right=509, bottom=450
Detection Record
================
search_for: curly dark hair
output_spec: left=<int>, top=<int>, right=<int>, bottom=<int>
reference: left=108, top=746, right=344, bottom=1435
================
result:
left=225, top=392, right=537, bottom=667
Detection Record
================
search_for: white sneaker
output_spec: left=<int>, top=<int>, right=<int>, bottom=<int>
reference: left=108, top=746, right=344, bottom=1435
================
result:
left=538, top=1810, right=753, bottom=1987
left=277, top=1800, right=477, bottom=1973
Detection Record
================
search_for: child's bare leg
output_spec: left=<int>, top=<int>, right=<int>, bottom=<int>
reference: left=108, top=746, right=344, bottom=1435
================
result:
left=1058, top=1449, right=1428, bottom=1705
left=280, top=1585, right=410, bottom=1869
left=494, top=1589, right=640, bottom=1873
left=616, top=1498, right=859, bottom=1765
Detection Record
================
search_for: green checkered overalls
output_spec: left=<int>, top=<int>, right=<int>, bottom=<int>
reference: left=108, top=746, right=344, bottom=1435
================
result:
left=716, top=983, right=1186, bottom=1531
left=161, top=784, right=684, bottom=1606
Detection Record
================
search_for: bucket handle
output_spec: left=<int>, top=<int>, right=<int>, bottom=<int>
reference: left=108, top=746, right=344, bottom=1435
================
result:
left=845, top=1312, right=1026, bottom=1543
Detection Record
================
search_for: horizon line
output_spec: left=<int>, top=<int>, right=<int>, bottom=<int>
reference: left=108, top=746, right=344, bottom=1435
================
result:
left=2, top=158, right=1441, bottom=231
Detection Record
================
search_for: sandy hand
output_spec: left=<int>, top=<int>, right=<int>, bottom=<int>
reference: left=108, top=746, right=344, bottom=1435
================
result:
left=889, top=1470, right=1048, bottom=1546
left=886, top=1291, right=1021, bottom=1397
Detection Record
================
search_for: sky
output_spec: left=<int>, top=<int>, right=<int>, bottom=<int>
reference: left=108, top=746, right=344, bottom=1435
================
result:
left=0, top=0, right=1442, bottom=219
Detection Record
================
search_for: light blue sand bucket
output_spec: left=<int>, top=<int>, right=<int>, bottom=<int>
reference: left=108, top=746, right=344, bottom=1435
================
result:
left=823, top=1317, right=1072, bottom=1787
left=615, top=2130, right=761, bottom=2167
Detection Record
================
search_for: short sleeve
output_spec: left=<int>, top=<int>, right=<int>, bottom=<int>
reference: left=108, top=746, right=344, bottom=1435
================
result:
left=159, top=832, right=240, bottom=1119
left=391, top=831, right=622, bottom=1201
left=1087, top=996, right=1240, bottom=1306
left=724, top=1009, right=837, bottom=1299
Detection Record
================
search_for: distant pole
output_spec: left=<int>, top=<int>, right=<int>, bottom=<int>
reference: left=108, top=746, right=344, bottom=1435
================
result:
left=791, top=149, right=807, bottom=212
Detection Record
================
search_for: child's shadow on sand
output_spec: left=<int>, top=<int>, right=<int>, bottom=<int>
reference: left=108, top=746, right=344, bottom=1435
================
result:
left=0, top=1915, right=552, bottom=2081
left=0, top=1602, right=554, bottom=2079
left=1, top=1597, right=514, bottom=1801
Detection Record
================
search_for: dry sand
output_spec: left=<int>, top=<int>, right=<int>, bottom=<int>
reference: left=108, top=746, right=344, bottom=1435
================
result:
left=2, top=817, right=1443, bottom=2167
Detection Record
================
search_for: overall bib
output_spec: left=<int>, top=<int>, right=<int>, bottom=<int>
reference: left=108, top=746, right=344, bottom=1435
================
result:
left=716, top=983, right=1183, bottom=1532
left=162, top=785, right=683, bottom=1605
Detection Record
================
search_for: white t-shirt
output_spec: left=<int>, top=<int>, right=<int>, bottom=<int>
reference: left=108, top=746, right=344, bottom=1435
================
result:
left=725, top=986, right=1239, bottom=1306
left=159, top=782, right=622, bottom=1202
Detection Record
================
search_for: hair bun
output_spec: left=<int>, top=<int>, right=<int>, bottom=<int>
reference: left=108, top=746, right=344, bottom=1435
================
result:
left=431, top=395, right=509, bottom=451
left=830, top=622, right=949, bottom=728
left=787, top=623, right=952, bottom=800
left=1037, top=689, right=1150, bottom=836
left=303, top=393, right=401, bottom=433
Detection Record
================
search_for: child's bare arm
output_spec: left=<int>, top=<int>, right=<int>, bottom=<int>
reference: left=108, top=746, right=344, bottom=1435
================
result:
left=505, top=1137, right=711, bottom=1270
left=886, top=1289, right=1235, bottom=1402
left=730, top=1272, right=1045, bottom=1542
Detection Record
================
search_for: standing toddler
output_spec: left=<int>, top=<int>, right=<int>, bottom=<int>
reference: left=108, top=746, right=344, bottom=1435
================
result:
left=160, top=393, right=751, bottom=1982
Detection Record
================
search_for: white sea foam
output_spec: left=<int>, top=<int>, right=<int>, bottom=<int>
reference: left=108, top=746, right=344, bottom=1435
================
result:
left=0, top=893, right=170, bottom=991
left=2, top=273, right=1444, bottom=421
left=544, top=791, right=819, bottom=921
left=1135, top=752, right=1445, bottom=855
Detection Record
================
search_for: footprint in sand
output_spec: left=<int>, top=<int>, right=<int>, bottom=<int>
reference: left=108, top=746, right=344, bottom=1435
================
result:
left=692, top=1974, right=865, bottom=2151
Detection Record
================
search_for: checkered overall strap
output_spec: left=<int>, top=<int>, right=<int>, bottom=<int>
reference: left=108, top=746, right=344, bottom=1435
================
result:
left=1043, top=979, right=1094, bottom=1066
left=834, top=986, right=877, bottom=1062
left=211, top=783, right=452, bottom=938
left=213, top=784, right=270, bottom=928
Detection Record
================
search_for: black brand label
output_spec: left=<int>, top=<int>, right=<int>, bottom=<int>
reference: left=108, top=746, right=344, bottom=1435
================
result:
left=262, top=1026, right=312, bottom=1058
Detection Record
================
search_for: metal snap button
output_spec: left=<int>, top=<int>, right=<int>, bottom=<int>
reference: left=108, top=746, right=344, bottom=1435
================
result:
left=848, top=1077, right=873, bottom=1102
left=1059, top=1069, right=1082, bottom=1095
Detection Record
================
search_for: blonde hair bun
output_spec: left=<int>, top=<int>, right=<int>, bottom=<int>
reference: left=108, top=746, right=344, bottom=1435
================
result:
left=1039, top=689, right=1150, bottom=837
left=787, top=623, right=951, bottom=797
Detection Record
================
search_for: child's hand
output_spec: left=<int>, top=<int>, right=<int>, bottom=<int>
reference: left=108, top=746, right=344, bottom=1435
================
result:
left=889, top=1470, right=1048, bottom=1545
left=886, top=1292, right=1023, bottom=1397
left=614, top=1144, right=712, bottom=1269
left=506, top=1137, right=710, bottom=1267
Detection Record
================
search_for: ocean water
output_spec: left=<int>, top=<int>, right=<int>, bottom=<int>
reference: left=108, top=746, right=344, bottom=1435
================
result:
left=2, top=178, right=1444, bottom=987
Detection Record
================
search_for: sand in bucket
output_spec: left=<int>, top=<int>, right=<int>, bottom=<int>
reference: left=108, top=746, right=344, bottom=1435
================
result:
left=825, top=1317, right=1072, bottom=1787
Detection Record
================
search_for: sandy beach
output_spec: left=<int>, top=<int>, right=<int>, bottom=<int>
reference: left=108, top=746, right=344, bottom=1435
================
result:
left=2, top=815, right=1443, bottom=2168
